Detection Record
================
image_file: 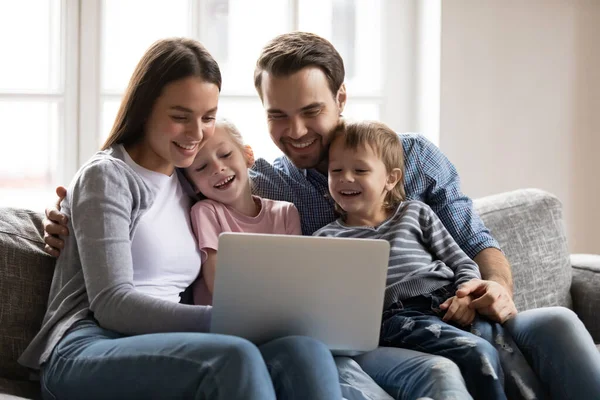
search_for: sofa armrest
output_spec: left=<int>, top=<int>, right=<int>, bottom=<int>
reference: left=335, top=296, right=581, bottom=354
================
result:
left=570, top=254, right=600, bottom=343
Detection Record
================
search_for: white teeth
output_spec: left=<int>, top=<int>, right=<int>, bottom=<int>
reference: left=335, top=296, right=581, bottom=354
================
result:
left=215, top=175, right=234, bottom=188
left=290, top=139, right=316, bottom=149
left=340, top=191, right=360, bottom=195
left=174, top=142, right=198, bottom=150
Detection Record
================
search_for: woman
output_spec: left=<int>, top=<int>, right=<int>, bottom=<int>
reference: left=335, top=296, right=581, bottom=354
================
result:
left=19, top=38, right=342, bottom=400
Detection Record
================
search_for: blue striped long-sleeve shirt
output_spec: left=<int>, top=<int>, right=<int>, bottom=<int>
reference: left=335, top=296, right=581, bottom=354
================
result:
left=250, top=133, right=500, bottom=259
left=313, top=201, right=481, bottom=309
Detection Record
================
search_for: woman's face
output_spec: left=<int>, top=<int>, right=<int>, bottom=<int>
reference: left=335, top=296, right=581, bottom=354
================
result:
left=132, top=76, right=220, bottom=175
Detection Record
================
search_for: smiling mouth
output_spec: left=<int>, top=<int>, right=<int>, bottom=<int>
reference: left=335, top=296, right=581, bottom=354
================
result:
left=214, top=175, right=235, bottom=189
left=289, top=139, right=317, bottom=149
left=340, top=190, right=361, bottom=197
left=173, top=141, right=199, bottom=151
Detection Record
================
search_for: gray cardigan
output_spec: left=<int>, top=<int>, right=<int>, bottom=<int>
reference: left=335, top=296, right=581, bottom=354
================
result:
left=19, top=146, right=212, bottom=370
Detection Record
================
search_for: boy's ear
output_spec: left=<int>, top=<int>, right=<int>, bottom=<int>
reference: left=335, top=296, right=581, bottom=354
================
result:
left=244, top=145, right=255, bottom=167
left=385, top=168, right=403, bottom=191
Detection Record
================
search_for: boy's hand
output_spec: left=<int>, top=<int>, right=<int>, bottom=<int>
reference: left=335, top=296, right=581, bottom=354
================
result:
left=441, top=295, right=476, bottom=326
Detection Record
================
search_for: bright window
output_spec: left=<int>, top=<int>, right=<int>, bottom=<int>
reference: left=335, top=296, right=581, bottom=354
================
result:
left=0, top=0, right=73, bottom=210
left=0, top=0, right=384, bottom=209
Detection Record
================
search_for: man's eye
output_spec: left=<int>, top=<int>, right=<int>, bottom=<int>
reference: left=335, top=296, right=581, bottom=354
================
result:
left=269, top=114, right=286, bottom=120
left=330, top=169, right=342, bottom=173
left=304, top=108, right=321, bottom=117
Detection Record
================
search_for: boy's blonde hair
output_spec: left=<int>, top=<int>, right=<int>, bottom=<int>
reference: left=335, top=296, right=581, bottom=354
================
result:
left=330, top=120, right=406, bottom=212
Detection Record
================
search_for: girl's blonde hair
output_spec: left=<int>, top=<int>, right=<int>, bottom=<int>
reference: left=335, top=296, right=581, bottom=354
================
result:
left=330, top=120, right=406, bottom=213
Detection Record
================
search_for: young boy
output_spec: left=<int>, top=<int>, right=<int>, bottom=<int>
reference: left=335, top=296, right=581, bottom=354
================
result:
left=314, top=120, right=546, bottom=400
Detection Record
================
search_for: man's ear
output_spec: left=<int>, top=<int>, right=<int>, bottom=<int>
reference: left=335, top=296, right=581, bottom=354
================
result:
left=385, top=168, right=403, bottom=191
left=244, top=145, right=255, bottom=167
left=337, top=83, right=347, bottom=115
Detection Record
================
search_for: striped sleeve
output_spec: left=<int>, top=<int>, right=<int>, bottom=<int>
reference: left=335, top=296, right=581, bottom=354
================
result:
left=419, top=204, right=481, bottom=288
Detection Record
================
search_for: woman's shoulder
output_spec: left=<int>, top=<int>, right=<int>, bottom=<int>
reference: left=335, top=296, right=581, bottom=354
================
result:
left=69, top=148, right=153, bottom=203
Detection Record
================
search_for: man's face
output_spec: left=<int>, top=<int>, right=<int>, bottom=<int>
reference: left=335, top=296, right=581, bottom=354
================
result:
left=259, top=67, right=346, bottom=170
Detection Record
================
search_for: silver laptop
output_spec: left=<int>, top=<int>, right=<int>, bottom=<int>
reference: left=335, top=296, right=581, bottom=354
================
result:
left=210, top=233, right=390, bottom=355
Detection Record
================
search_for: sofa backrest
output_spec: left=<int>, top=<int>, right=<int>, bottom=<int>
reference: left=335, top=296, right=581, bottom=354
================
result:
left=474, top=189, right=572, bottom=312
left=0, top=208, right=55, bottom=380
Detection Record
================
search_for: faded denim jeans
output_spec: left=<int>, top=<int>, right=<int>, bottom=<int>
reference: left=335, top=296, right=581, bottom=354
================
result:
left=379, top=285, right=547, bottom=400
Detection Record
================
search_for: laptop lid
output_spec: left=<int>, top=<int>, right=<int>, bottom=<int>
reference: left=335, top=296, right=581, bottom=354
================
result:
left=210, top=233, right=389, bottom=355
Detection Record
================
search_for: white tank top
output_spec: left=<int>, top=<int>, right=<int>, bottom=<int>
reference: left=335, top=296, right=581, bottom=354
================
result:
left=121, top=146, right=201, bottom=303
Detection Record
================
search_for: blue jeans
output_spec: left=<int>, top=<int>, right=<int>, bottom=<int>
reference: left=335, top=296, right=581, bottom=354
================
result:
left=379, top=290, right=507, bottom=399
left=41, top=318, right=342, bottom=400
left=378, top=285, right=550, bottom=400
left=352, top=305, right=600, bottom=400
left=504, top=307, right=600, bottom=400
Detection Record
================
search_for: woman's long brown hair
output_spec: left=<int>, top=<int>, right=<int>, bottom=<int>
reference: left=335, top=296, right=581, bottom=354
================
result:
left=101, top=38, right=221, bottom=150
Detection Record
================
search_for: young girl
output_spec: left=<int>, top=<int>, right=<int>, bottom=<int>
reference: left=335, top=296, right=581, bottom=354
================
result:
left=182, top=119, right=301, bottom=302
left=314, top=120, right=547, bottom=400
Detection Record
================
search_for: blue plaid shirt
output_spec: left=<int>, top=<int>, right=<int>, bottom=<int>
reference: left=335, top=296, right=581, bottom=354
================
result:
left=249, top=133, right=500, bottom=259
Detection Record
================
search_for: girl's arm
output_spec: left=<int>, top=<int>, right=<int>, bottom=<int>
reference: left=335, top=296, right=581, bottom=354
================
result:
left=286, top=204, right=302, bottom=235
left=202, top=249, right=218, bottom=294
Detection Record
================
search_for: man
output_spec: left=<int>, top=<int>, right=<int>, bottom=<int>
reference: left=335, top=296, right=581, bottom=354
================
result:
left=44, top=32, right=600, bottom=399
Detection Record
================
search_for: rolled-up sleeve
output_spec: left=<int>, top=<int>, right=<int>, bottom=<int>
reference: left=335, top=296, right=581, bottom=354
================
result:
left=412, top=135, right=501, bottom=258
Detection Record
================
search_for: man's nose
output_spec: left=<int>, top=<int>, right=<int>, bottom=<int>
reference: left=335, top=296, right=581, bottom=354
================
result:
left=288, top=117, right=308, bottom=139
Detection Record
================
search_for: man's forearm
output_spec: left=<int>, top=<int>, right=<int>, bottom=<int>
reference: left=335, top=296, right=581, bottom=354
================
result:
left=474, top=248, right=514, bottom=297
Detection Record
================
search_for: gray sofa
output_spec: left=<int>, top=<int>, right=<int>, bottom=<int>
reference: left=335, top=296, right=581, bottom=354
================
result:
left=1, top=188, right=599, bottom=399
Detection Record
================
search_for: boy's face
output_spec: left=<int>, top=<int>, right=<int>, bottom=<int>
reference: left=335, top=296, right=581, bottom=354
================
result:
left=184, top=126, right=252, bottom=206
left=259, top=67, right=346, bottom=171
left=328, top=138, right=393, bottom=218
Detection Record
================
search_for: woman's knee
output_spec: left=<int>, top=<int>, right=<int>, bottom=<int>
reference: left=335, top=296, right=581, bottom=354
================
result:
left=219, top=336, right=264, bottom=366
left=270, top=335, right=331, bottom=358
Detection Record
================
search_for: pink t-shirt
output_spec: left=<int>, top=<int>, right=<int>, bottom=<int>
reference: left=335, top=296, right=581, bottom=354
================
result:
left=190, top=196, right=302, bottom=305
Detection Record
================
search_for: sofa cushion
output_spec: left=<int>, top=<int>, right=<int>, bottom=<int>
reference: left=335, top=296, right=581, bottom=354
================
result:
left=0, top=208, right=55, bottom=380
left=474, top=189, right=572, bottom=312
left=0, top=377, right=40, bottom=399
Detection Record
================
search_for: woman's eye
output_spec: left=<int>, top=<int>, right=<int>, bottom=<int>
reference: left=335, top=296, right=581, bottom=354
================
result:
left=171, top=115, right=187, bottom=122
left=356, top=169, right=368, bottom=173
left=196, top=165, right=207, bottom=172
left=220, top=151, right=232, bottom=159
left=330, top=169, right=342, bottom=173
left=203, top=116, right=216, bottom=123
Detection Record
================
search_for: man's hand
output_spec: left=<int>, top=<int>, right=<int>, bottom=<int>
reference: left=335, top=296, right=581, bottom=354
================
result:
left=43, top=186, right=69, bottom=257
left=454, top=279, right=517, bottom=324
left=440, top=295, right=476, bottom=326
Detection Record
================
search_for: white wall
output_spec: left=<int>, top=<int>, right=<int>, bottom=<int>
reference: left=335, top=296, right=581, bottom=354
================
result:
left=440, top=0, right=600, bottom=254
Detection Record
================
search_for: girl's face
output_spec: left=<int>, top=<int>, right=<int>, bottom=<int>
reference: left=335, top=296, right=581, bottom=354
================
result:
left=185, top=126, right=253, bottom=206
left=131, top=76, right=220, bottom=175
left=328, top=138, right=398, bottom=220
